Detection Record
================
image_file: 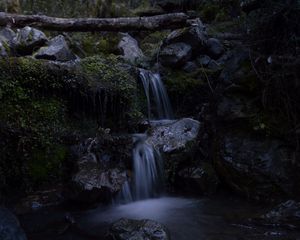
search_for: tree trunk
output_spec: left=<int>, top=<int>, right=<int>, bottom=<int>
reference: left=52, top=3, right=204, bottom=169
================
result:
left=0, top=12, right=189, bottom=31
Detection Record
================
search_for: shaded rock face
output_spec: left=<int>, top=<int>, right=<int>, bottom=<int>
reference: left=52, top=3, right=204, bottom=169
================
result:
left=259, top=200, right=300, bottom=229
left=159, top=42, right=192, bottom=67
left=12, top=26, right=48, bottom=55
left=217, top=133, right=293, bottom=201
left=118, top=33, right=145, bottom=64
left=206, top=38, right=224, bottom=59
left=109, top=218, right=170, bottom=240
left=0, top=27, right=16, bottom=57
left=177, top=164, right=219, bottom=195
left=0, top=207, right=27, bottom=240
left=35, top=35, right=77, bottom=62
left=148, top=118, right=200, bottom=153
left=66, top=135, right=133, bottom=204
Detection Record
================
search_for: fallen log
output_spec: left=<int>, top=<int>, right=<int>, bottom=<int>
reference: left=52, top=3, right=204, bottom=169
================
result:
left=0, top=12, right=189, bottom=32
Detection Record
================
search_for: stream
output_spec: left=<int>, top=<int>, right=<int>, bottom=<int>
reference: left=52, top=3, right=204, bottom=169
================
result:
left=19, top=194, right=300, bottom=240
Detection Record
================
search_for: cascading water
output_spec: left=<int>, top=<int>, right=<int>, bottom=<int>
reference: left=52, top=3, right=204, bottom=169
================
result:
left=139, top=69, right=173, bottom=120
left=132, top=134, right=163, bottom=200
left=119, top=69, right=172, bottom=203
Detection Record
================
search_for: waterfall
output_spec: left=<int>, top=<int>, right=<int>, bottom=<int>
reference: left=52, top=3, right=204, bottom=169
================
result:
left=139, top=69, right=173, bottom=120
left=118, top=70, right=171, bottom=203
left=132, top=134, right=163, bottom=200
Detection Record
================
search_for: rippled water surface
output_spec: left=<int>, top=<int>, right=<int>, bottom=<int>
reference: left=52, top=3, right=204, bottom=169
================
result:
left=20, top=196, right=300, bottom=240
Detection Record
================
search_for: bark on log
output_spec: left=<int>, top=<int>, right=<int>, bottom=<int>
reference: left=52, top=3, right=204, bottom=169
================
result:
left=0, top=12, right=189, bottom=31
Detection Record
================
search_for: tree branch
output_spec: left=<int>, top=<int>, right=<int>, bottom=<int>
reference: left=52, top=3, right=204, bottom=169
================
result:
left=0, top=12, right=189, bottom=32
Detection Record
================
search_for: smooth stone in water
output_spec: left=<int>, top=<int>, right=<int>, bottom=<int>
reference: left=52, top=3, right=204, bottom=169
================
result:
left=0, top=207, right=27, bottom=240
left=109, top=218, right=170, bottom=240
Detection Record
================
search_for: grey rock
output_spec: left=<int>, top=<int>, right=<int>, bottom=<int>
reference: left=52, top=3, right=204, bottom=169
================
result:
left=109, top=218, right=170, bottom=240
left=217, top=96, right=256, bottom=120
left=118, top=33, right=145, bottom=64
left=0, top=207, right=27, bottom=240
left=206, top=38, right=224, bottom=59
left=218, top=133, right=293, bottom=200
left=13, top=26, right=48, bottom=55
left=148, top=118, right=200, bottom=153
left=35, top=35, right=77, bottom=62
left=183, top=61, right=198, bottom=73
left=197, top=55, right=212, bottom=67
left=178, top=164, right=219, bottom=195
left=159, top=42, right=192, bottom=67
left=260, top=200, right=300, bottom=229
left=0, top=27, right=16, bottom=57
left=70, top=162, right=128, bottom=203
left=163, top=25, right=207, bottom=51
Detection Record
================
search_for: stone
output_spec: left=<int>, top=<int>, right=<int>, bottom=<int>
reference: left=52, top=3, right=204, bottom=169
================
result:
left=217, top=133, right=293, bottom=201
left=35, top=35, right=77, bottom=62
left=0, top=207, right=27, bottom=240
left=196, top=55, right=212, bottom=67
left=259, top=200, right=300, bottom=229
left=178, top=164, right=219, bottom=195
left=182, top=61, right=198, bottom=73
left=109, top=218, right=170, bottom=240
left=69, top=162, right=128, bottom=203
left=118, top=33, right=145, bottom=64
left=206, top=38, right=224, bottom=59
left=12, top=26, right=48, bottom=55
left=148, top=118, right=200, bottom=153
left=0, top=27, right=16, bottom=57
left=163, top=25, right=207, bottom=52
left=159, top=42, right=192, bottom=67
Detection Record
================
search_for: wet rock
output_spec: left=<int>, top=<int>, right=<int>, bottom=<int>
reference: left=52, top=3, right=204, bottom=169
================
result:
left=0, top=27, right=16, bottom=57
left=148, top=118, right=200, bottom=153
left=178, top=164, right=219, bottom=195
left=69, top=162, right=128, bottom=204
left=206, top=38, right=224, bottom=59
left=217, top=133, right=293, bottom=201
left=163, top=25, right=207, bottom=52
left=12, top=26, right=48, bottom=55
left=14, top=189, right=63, bottom=214
left=182, top=61, right=198, bottom=73
left=35, top=35, right=77, bottom=62
left=196, top=55, right=211, bottom=67
left=0, top=207, right=27, bottom=240
left=159, top=42, right=192, bottom=67
left=217, top=96, right=258, bottom=120
left=258, top=200, right=300, bottom=229
left=118, top=33, right=145, bottom=64
left=109, top=218, right=170, bottom=240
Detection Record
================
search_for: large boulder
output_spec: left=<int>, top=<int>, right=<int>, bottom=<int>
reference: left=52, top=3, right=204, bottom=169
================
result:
left=12, top=26, right=48, bottom=55
left=217, top=133, right=294, bottom=201
left=109, top=218, right=170, bottom=240
left=35, top=35, right=77, bottom=62
left=257, top=200, right=300, bottom=229
left=0, top=27, right=16, bottom=57
left=70, top=162, right=128, bottom=203
left=66, top=135, right=133, bottom=204
left=159, top=42, right=192, bottom=67
left=177, top=164, right=219, bottom=195
left=148, top=118, right=200, bottom=153
left=0, top=207, right=27, bottom=240
left=206, top=38, right=224, bottom=59
left=118, top=33, right=145, bottom=64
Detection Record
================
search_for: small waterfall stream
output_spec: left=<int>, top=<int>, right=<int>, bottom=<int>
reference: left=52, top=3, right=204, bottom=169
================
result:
left=119, top=69, right=172, bottom=203
left=139, top=69, right=173, bottom=120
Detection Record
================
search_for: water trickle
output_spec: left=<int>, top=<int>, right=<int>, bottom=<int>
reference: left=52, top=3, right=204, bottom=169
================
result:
left=139, top=69, right=173, bottom=120
left=132, top=134, right=163, bottom=200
